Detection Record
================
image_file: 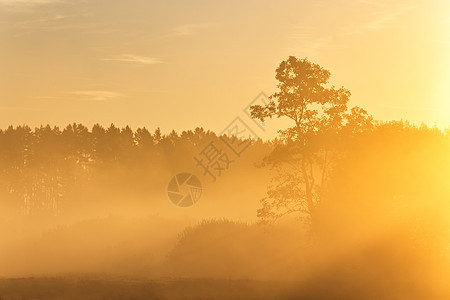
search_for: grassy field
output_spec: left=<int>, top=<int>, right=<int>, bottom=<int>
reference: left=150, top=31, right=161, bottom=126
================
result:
left=0, top=276, right=297, bottom=300
left=0, top=274, right=439, bottom=300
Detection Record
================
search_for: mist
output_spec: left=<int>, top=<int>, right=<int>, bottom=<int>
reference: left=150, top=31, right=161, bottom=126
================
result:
left=0, top=120, right=449, bottom=299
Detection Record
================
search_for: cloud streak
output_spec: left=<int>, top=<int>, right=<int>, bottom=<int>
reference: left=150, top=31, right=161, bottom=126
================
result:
left=285, top=25, right=338, bottom=54
left=69, top=91, right=123, bottom=101
left=341, top=1, right=416, bottom=35
left=359, top=0, right=388, bottom=8
left=167, top=23, right=211, bottom=37
left=101, top=54, right=163, bottom=65
left=287, top=1, right=416, bottom=54
left=0, top=105, right=43, bottom=111
left=0, top=0, right=65, bottom=12
left=0, top=0, right=62, bottom=4
left=360, top=4, right=414, bottom=31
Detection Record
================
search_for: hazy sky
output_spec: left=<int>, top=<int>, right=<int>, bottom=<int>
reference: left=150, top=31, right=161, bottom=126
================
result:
left=1, top=0, right=449, bottom=136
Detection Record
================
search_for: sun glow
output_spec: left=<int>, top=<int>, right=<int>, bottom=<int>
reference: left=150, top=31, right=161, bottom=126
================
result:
left=438, top=6, right=450, bottom=129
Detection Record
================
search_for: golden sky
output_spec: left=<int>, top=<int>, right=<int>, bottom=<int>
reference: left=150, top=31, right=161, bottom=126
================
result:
left=0, top=0, right=449, bottom=136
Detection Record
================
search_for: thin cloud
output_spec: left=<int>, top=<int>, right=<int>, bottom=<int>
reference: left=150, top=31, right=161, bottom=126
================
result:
left=167, top=23, right=211, bottom=37
left=0, top=0, right=62, bottom=4
left=286, top=25, right=335, bottom=54
left=69, top=91, right=123, bottom=101
left=11, top=12, right=108, bottom=36
left=16, top=23, right=105, bottom=36
left=0, top=0, right=65, bottom=12
left=359, top=0, right=388, bottom=8
left=342, top=2, right=416, bottom=35
left=365, top=5, right=414, bottom=30
left=15, top=14, right=70, bottom=26
left=0, top=105, right=43, bottom=111
left=101, top=54, right=163, bottom=65
left=287, top=1, right=417, bottom=54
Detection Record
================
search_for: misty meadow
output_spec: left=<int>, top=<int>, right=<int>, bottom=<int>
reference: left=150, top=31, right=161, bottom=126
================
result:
left=0, top=58, right=449, bottom=299
left=1, top=0, right=450, bottom=299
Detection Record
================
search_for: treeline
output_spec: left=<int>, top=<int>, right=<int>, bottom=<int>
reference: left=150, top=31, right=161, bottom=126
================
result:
left=0, top=121, right=448, bottom=220
left=0, top=124, right=271, bottom=217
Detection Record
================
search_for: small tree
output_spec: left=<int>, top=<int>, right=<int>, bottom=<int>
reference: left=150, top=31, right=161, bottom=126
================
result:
left=251, top=56, right=372, bottom=226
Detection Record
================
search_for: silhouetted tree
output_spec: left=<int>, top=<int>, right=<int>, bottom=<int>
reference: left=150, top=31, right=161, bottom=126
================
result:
left=251, top=56, right=373, bottom=226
